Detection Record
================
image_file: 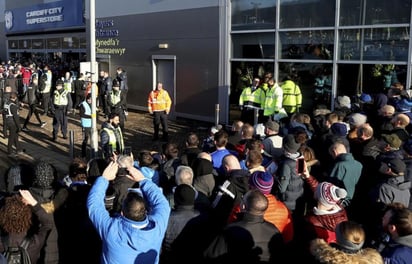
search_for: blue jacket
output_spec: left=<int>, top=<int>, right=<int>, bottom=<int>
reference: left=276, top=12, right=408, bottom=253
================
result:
left=381, top=234, right=412, bottom=264
left=87, top=177, right=170, bottom=264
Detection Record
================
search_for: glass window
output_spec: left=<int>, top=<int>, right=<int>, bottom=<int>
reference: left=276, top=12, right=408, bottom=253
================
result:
left=231, top=0, right=276, bottom=30
left=337, top=64, right=407, bottom=96
left=229, top=61, right=274, bottom=121
left=340, top=0, right=411, bottom=26
left=339, top=28, right=409, bottom=61
left=279, top=62, right=333, bottom=112
left=279, top=30, right=334, bottom=60
left=279, top=1, right=335, bottom=28
left=232, top=33, right=275, bottom=59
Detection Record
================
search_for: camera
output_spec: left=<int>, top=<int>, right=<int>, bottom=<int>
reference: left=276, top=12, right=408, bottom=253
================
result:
left=117, top=167, right=129, bottom=177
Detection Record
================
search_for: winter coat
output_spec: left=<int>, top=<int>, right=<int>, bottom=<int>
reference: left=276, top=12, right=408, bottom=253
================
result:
left=370, top=175, right=411, bottom=208
left=0, top=204, right=53, bottom=264
left=380, top=234, right=412, bottom=264
left=310, top=238, right=383, bottom=264
left=204, top=213, right=285, bottom=263
left=162, top=205, right=200, bottom=253
left=276, top=155, right=305, bottom=211
left=329, top=153, right=363, bottom=201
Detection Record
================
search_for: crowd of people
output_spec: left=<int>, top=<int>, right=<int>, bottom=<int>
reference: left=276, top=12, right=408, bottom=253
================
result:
left=1, top=60, right=412, bottom=263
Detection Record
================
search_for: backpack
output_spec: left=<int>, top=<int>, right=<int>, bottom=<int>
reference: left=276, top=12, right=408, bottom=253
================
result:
left=2, top=236, right=32, bottom=264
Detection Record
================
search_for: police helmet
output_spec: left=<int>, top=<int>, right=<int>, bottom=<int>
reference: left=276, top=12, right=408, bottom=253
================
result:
left=112, top=79, right=120, bottom=87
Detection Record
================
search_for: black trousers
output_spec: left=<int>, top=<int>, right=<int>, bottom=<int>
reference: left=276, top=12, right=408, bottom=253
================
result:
left=82, top=127, right=91, bottom=158
left=41, top=92, right=51, bottom=114
left=53, top=108, right=68, bottom=137
left=153, top=111, right=168, bottom=139
left=2, top=112, right=7, bottom=136
left=112, top=107, right=126, bottom=131
left=6, top=119, right=21, bottom=154
left=23, top=104, right=42, bottom=128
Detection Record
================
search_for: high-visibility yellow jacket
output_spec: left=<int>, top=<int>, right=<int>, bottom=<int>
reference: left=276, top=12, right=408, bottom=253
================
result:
left=263, top=83, right=283, bottom=116
left=281, top=80, right=302, bottom=114
left=239, top=86, right=265, bottom=110
left=148, top=89, right=172, bottom=112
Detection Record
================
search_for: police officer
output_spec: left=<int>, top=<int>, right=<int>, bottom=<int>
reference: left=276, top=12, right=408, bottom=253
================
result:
left=100, top=112, right=124, bottom=160
left=239, top=77, right=265, bottom=125
left=107, top=79, right=126, bottom=131
left=1, top=85, right=12, bottom=138
left=22, top=74, right=46, bottom=131
left=5, top=92, right=23, bottom=157
left=263, top=78, right=283, bottom=122
left=80, top=94, right=92, bottom=158
left=51, top=79, right=72, bottom=141
left=281, top=73, right=302, bottom=116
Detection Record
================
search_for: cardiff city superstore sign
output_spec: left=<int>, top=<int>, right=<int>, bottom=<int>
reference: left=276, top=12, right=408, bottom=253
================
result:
left=5, top=0, right=84, bottom=34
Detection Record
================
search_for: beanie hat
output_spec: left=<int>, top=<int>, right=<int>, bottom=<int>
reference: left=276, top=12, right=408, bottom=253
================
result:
left=382, top=134, right=402, bottom=150
left=33, top=161, right=56, bottom=188
left=283, top=134, right=301, bottom=154
left=249, top=171, right=274, bottom=194
left=315, top=182, right=347, bottom=207
left=337, top=96, right=351, bottom=109
left=359, top=93, right=372, bottom=103
left=265, top=120, right=279, bottom=132
left=330, top=123, right=348, bottom=137
left=348, top=113, right=367, bottom=127
left=174, top=184, right=196, bottom=206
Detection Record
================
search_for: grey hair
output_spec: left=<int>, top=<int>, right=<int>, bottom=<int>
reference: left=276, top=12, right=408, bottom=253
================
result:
left=175, top=165, right=194, bottom=185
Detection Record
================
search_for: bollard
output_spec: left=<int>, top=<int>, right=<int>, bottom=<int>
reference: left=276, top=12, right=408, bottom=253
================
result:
left=253, top=108, right=259, bottom=126
left=215, top=104, right=220, bottom=127
left=69, top=130, right=74, bottom=159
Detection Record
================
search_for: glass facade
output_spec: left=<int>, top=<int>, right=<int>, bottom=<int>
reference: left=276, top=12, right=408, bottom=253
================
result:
left=230, top=0, right=412, bottom=118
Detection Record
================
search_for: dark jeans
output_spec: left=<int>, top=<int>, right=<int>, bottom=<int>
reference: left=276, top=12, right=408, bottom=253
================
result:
left=153, top=111, right=168, bottom=139
left=23, top=104, right=42, bottom=128
left=82, top=127, right=91, bottom=158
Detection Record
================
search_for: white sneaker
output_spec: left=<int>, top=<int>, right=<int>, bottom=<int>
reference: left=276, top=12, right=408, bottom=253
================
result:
left=41, top=122, right=47, bottom=128
left=124, top=110, right=128, bottom=116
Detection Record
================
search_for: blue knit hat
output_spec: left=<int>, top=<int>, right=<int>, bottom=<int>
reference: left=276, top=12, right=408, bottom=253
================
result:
left=249, top=171, right=273, bottom=194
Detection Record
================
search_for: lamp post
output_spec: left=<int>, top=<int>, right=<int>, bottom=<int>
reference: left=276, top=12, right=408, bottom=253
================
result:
left=90, top=0, right=99, bottom=158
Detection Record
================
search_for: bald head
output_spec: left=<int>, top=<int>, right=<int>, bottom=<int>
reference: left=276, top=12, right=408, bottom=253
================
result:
left=223, top=154, right=241, bottom=172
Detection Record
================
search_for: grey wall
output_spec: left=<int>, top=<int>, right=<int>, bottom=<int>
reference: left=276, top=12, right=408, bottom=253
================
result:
left=100, top=6, right=220, bottom=122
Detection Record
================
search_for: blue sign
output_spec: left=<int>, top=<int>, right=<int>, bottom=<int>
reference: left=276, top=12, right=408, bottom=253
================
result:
left=5, top=0, right=84, bottom=34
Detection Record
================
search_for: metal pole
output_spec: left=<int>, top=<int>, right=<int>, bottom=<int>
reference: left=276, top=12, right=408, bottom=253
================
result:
left=69, top=130, right=74, bottom=159
left=215, top=103, right=220, bottom=126
left=253, top=108, right=259, bottom=126
left=90, top=0, right=98, bottom=158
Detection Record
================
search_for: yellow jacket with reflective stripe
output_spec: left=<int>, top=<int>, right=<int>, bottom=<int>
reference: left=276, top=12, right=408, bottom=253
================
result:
left=281, top=80, right=302, bottom=113
left=148, top=89, right=172, bottom=112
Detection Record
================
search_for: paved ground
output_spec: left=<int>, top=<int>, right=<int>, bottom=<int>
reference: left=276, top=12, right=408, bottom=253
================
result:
left=0, top=107, right=212, bottom=181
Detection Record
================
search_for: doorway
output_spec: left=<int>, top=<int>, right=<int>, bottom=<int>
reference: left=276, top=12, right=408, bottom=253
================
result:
left=152, top=55, right=176, bottom=119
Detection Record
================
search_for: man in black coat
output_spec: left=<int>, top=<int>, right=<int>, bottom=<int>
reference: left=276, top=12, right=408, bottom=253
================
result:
left=204, top=189, right=285, bottom=263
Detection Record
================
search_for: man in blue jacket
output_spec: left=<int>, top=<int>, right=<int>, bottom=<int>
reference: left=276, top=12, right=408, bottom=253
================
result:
left=87, top=161, right=171, bottom=264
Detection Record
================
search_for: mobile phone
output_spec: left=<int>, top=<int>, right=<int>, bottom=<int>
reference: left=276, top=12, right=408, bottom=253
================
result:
left=297, top=158, right=305, bottom=174
left=124, top=146, right=132, bottom=156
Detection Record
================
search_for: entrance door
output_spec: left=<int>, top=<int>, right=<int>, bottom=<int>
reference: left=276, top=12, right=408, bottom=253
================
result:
left=152, top=55, right=176, bottom=119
